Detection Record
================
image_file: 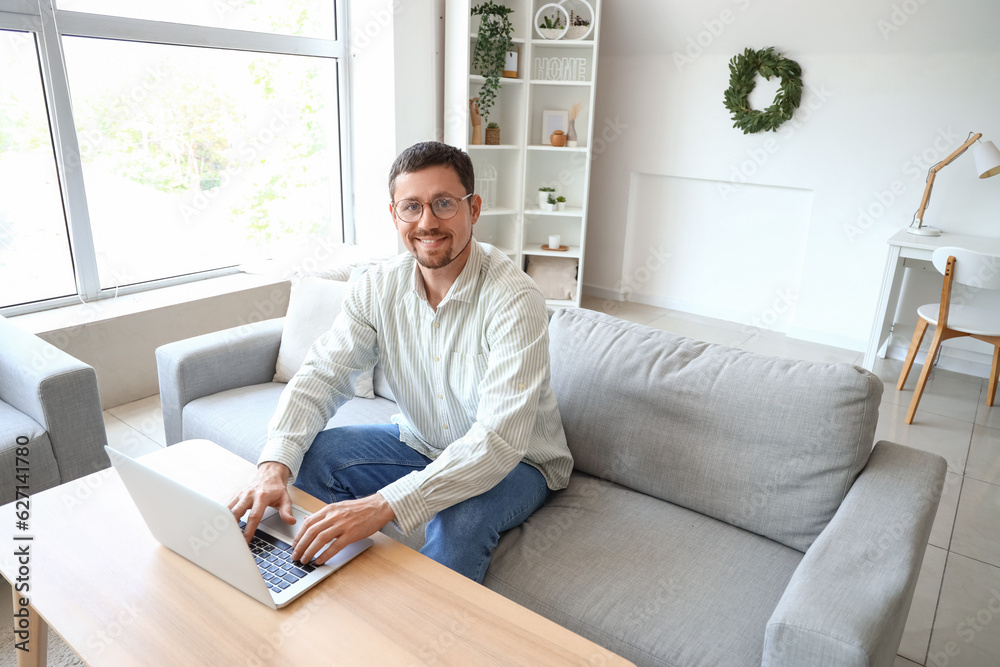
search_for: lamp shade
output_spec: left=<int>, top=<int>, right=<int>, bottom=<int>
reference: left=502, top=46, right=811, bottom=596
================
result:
left=973, top=140, right=1000, bottom=178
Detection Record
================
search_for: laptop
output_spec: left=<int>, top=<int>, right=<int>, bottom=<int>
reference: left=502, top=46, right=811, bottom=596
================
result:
left=105, top=446, right=373, bottom=609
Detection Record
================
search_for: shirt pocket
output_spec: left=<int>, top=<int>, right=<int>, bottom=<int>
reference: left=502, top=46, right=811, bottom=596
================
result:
left=447, top=351, right=488, bottom=414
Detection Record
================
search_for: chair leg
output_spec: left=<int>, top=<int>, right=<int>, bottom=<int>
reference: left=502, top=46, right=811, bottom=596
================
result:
left=989, top=346, right=999, bottom=407
left=906, top=327, right=945, bottom=424
left=898, top=318, right=930, bottom=390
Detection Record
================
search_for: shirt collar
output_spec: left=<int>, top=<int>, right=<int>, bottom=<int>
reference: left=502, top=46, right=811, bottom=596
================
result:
left=409, top=239, right=484, bottom=306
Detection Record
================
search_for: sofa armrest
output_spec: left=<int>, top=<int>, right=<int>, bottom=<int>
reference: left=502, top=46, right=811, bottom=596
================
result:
left=156, top=317, right=285, bottom=445
left=763, top=440, right=946, bottom=667
left=0, top=317, right=109, bottom=483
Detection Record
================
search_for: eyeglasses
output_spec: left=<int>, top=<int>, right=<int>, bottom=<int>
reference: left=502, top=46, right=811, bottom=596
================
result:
left=392, top=193, right=473, bottom=223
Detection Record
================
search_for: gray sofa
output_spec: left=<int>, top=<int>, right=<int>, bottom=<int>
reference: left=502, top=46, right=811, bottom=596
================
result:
left=0, top=315, right=109, bottom=504
left=156, top=307, right=946, bottom=667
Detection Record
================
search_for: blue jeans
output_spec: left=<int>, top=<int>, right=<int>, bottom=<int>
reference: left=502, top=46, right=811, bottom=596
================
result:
left=293, top=424, right=549, bottom=583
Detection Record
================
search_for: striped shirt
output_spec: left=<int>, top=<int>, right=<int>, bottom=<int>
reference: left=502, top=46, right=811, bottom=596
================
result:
left=259, top=240, right=573, bottom=535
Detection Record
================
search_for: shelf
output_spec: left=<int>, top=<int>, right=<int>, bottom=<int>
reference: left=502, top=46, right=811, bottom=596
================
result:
left=524, top=206, right=584, bottom=217
left=526, top=145, right=587, bottom=152
left=523, top=245, right=582, bottom=259
left=531, top=39, right=595, bottom=48
left=470, top=74, right=525, bottom=85
left=478, top=207, right=518, bottom=216
left=445, top=0, right=600, bottom=311
left=528, top=79, right=592, bottom=87
left=467, top=144, right=521, bottom=150
left=470, top=34, right=527, bottom=44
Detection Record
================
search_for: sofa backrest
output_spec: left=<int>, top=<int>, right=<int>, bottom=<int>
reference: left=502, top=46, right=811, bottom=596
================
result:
left=547, top=308, right=883, bottom=553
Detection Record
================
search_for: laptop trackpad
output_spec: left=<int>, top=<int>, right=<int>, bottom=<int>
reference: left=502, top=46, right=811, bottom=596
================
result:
left=257, top=505, right=311, bottom=543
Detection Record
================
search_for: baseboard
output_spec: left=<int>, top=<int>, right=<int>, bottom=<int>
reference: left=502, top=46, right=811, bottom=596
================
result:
left=581, top=284, right=624, bottom=302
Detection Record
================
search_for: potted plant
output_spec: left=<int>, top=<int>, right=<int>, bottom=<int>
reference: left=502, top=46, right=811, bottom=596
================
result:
left=537, top=11, right=564, bottom=40
left=543, top=194, right=557, bottom=212
left=538, top=186, right=556, bottom=208
left=485, top=121, right=500, bottom=145
left=566, top=11, right=591, bottom=40
left=471, top=2, right=514, bottom=129
left=556, top=195, right=567, bottom=211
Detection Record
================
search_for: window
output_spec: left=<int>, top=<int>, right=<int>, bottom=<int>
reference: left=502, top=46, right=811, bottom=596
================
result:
left=0, top=1, right=349, bottom=313
left=0, top=29, right=77, bottom=305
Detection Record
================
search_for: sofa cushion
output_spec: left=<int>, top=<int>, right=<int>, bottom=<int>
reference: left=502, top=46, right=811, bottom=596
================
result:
left=273, top=276, right=375, bottom=398
left=547, top=308, right=882, bottom=552
left=0, top=400, right=61, bottom=503
left=485, top=472, right=803, bottom=667
left=182, top=382, right=400, bottom=464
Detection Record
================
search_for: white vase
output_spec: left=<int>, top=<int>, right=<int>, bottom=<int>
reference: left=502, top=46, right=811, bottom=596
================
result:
left=538, top=191, right=551, bottom=208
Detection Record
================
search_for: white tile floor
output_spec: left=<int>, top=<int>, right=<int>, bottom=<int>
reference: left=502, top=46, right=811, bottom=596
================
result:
left=22, top=298, right=1000, bottom=665
left=579, top=296, right=998, bottom=667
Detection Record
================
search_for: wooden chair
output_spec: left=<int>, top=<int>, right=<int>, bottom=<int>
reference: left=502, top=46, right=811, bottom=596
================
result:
left=897, top=247, right=1000, bottom=424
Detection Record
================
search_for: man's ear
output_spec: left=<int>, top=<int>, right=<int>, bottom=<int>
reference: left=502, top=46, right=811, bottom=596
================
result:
left=470, top=194, right=482, bottom=225
left=389, top=203, right=397, bottom=229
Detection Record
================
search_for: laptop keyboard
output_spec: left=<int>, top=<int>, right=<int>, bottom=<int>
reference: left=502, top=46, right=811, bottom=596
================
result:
left=239, top=521, right=318, bottom=593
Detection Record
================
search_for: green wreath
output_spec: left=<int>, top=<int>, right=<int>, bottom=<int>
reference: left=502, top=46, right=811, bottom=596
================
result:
left=723, top=47, right=803, bottom=134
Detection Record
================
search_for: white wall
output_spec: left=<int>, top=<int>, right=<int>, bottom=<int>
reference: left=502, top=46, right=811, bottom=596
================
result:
left=348, top=0, right=444, bottom=255
left=585, top=0, right=1000, bottom=351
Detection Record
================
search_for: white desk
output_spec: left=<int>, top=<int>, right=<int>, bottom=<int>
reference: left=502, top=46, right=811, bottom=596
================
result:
left=863, top=229, right=1000, bottom=370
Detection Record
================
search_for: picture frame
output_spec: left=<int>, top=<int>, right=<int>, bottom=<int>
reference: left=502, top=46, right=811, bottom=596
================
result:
left=541, top=109, right=569, bottom=145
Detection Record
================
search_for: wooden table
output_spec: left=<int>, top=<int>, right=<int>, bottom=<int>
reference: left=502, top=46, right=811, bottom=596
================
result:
left=863, top=229, right=1000, bottom=370
left=1, top=440, right=631, bottom=666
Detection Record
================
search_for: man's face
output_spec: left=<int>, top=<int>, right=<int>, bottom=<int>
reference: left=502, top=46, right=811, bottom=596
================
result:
left=390, top=165, right=480, bottom=272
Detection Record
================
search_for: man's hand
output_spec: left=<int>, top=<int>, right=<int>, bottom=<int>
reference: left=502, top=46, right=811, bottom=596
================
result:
left=292, top=494, right=395, bottom=565
left=227, top=461, right=295, bottom=544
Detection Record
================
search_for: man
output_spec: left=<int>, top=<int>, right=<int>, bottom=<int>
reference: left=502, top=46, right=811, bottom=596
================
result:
left=228, top=141, right=573, bottom=583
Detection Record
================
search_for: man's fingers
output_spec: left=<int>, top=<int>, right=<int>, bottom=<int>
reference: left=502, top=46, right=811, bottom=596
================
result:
left=278, top=493, right=296, bottom=525
left=228, top=492, right=251, bottom=519
left=243, top=502, right=267, bottom=544
left=299, top=528, right=340, bottom=565
left=313, top=537, right=344, bottom=566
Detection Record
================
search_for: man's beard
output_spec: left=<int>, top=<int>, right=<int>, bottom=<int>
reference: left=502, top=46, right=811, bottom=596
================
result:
left=412, top=234, right=471, bottom=270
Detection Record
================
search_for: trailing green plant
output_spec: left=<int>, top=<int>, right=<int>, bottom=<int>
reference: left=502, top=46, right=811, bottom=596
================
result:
left=547, top=194, right=557, bottom=204
left=471, top=2, right=514, bottom=124
left=723, top=47, right=802, bottom=134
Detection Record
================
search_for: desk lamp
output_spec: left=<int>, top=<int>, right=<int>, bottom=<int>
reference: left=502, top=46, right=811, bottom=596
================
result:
left=908, top=132, right=1000, bottom=236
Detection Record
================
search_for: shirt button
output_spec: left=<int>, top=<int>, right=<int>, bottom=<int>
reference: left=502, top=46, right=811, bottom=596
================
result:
left=437, top=394, right=444, bottom=399
left=433, top=322, right=440, bottom=329
left=433, top=356, right=440, bottom=362
left=442, top=424, right=449, bottom=430
left=518, top=382, right=525, bottom=390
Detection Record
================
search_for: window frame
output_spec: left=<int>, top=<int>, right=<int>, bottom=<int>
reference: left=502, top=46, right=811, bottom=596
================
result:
left=0, top=1, right=353, bottom=316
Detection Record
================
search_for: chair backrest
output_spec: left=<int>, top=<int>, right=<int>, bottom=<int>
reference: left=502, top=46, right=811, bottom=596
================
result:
left=932, top=247, right=1000, bottom=290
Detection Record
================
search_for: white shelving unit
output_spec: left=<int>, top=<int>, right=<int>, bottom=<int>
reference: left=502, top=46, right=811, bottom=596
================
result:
left=444, top=0, right=602, bottom=307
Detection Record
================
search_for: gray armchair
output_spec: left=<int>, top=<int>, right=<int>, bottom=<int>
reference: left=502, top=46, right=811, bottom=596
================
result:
left=0, top=315, right=109, bottom=503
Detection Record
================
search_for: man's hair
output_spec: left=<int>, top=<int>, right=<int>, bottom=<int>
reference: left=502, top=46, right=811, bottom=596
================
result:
left=388, top=141, right=475, bottom=201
